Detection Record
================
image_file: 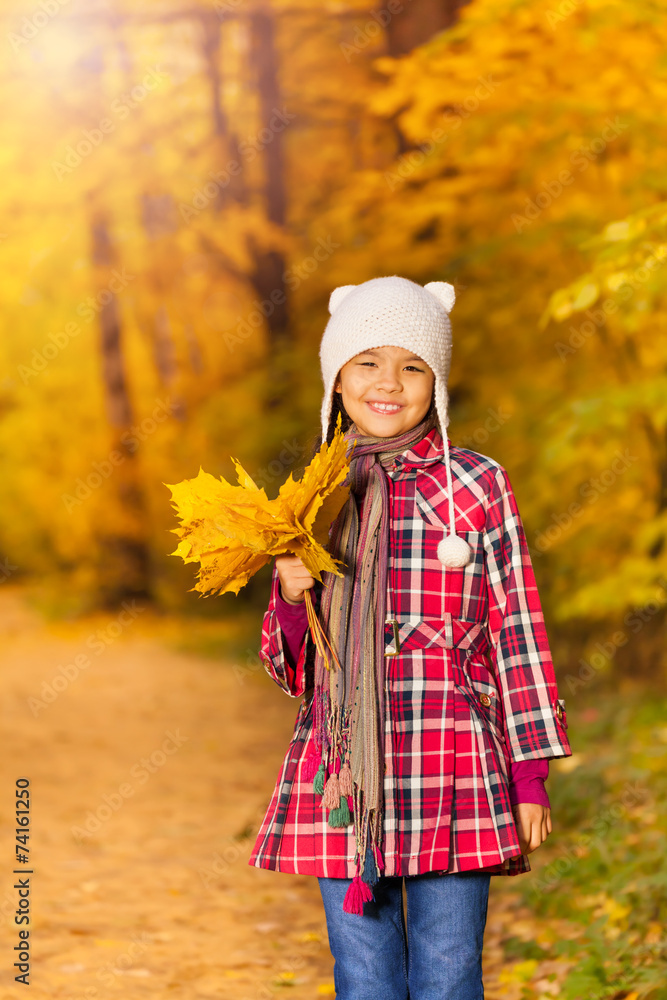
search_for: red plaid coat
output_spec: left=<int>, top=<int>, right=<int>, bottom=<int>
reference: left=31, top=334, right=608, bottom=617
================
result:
left=249, top=427, right=571, bottom=879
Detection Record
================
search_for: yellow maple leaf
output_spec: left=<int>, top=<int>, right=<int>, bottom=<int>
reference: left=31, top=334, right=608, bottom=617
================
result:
left=164, top=412, right=354, bottom=598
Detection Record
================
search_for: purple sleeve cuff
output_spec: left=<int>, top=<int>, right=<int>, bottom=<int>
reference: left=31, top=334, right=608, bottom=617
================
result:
left=509, top=758, right=550, bottom=809
left=275, top=586, right=308, bottom=670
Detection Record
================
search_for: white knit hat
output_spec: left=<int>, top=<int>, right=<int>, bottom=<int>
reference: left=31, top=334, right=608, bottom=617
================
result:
left=319, top=275, right=472, bottom=569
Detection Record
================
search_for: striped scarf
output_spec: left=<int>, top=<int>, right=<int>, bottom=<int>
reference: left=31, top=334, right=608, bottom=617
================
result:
left=311, top=410, right=437, bottom=911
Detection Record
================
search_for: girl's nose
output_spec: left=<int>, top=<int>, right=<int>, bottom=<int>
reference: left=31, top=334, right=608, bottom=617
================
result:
left=374, top=367, right=403, bottom=390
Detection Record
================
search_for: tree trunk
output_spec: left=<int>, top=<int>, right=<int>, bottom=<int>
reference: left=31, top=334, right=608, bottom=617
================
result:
left=92, top=216, right=134, bottom=428
left=384, top=0, right=470, bottom=56
left=248, top=8, right=291, bottom=410
left=199, top=8, right=228, bottom=138
left=91, top=213, right=151, bottom=605
left=140, top=192, right=186, bottom=418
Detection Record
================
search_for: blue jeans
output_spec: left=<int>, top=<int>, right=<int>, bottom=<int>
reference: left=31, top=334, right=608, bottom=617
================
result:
left=318, top=871, right=490, bottom=1000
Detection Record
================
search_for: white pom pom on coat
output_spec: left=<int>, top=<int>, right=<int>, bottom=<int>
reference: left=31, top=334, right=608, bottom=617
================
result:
left=437, top=534, right=472, bottom=568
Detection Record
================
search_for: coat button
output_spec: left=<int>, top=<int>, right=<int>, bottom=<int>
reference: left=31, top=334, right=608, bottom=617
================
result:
left=479, top=693, right=492, bottom=707
left=556, top=703, right=563, bottom=721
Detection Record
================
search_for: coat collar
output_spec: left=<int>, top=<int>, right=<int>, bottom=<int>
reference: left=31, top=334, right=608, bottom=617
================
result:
left=394, top=425, right=447, bottom=469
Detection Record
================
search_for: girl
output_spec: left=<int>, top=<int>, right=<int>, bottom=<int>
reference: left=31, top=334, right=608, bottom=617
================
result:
left=249, top=276, right=571, bottom=1000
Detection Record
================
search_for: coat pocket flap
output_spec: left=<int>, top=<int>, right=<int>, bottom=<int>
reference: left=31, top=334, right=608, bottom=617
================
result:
left=415, top=474, right=486, bottom=532
left=383, top=615, right=490, bottom=654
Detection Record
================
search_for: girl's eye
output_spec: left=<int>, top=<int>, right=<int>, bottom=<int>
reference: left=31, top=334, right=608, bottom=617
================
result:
left=358, top=362, right=424, bottom=372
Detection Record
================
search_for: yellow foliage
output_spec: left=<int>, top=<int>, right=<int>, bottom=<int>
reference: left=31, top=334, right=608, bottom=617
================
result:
left=594, top=895, right=631, bottom=929
left=0, top=0, right=665, bottom=659
left=498, top=959, right=538, bottom=985
left=165, top=413, right=353, bottom=596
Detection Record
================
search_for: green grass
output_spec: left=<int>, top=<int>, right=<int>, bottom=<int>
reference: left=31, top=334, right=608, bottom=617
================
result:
left=511, top=686, right=667, bottom=999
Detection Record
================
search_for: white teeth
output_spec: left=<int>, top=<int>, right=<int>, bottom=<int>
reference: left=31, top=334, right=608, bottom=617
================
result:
left=369, top=403, right=401, bottom=412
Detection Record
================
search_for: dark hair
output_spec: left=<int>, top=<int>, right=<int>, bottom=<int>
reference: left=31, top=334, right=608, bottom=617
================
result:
left=306, top=384, right=440, bottom=461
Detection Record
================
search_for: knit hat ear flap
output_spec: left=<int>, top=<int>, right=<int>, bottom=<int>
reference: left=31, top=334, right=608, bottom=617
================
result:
left=328, top=285, right=357, bottom=314
left=424, top=281, right=468, bottom=569
left=424, top=281, right=456, bottom=313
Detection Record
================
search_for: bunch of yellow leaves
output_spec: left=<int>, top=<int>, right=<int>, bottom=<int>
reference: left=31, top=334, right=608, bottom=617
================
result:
left=165, top=413, right=355, bottom=669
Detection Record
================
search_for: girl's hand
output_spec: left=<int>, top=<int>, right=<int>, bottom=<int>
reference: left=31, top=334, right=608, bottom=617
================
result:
left=275, top=554, right=316, bottom=605
left=512, top=803, right=552, bottom=854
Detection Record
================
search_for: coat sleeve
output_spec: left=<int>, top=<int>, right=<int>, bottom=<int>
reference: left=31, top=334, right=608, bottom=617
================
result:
left=258, top=559, right=319, bottom=698
left=483, top=464, right=572, bottom=763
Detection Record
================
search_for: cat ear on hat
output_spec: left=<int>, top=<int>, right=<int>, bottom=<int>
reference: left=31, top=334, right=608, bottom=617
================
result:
left=424, top=281, right=456, bottom=313
left=328, top=285, right=357, bottom=314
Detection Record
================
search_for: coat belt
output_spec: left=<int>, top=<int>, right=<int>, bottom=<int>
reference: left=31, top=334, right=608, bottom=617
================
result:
left=384, top=614, right=490, bottom=656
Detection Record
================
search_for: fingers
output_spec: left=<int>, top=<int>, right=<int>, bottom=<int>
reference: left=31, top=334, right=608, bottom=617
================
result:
left=523, top=816, right=540, bottom=854
left=512, top=807, right=531, bottom=854
left=275, top=554, right=304, bottom=568
left=513, top=804, right=551, bottom=854
left=290, top=570, right=316, bottom=591
left=529, top=818, right=542, bottom=853
left=529, top=808, right=551, bottom=853
left=278, top=554, right=310, bottom=570
left=275, top=553, right=316, bottom=604
left=276, top=555, right=314, bottom=583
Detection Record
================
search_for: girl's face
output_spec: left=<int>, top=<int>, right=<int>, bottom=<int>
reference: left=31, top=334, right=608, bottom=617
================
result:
left=334, top=345, right=435, bottom=438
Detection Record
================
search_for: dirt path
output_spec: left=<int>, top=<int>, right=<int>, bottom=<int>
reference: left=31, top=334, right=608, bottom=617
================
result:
left=0, top=586, right=543, bottom=999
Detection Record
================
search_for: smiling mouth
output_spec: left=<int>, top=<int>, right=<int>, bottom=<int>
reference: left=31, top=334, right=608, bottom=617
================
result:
left=366, top=401, right=404, bottom=414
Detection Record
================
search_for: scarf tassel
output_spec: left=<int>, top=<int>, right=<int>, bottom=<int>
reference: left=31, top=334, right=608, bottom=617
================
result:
left=328, top=796, right=351, bottom=828
left=322, top=772, right=340, bottom=809
left=338, top=760, right=353, bottom=796
left=343, top=875, right=374, bottom=915
left=313, top=763, right=326, bottom=797
left=361, top=844, right=379, bottom=886
left=302, top=751, right=321, bottom=782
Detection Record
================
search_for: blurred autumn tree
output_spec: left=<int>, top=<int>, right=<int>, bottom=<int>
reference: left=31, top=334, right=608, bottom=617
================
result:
left=538, top=202, right=667, bottom=681
left=0, top=0, right=664, bottom=680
